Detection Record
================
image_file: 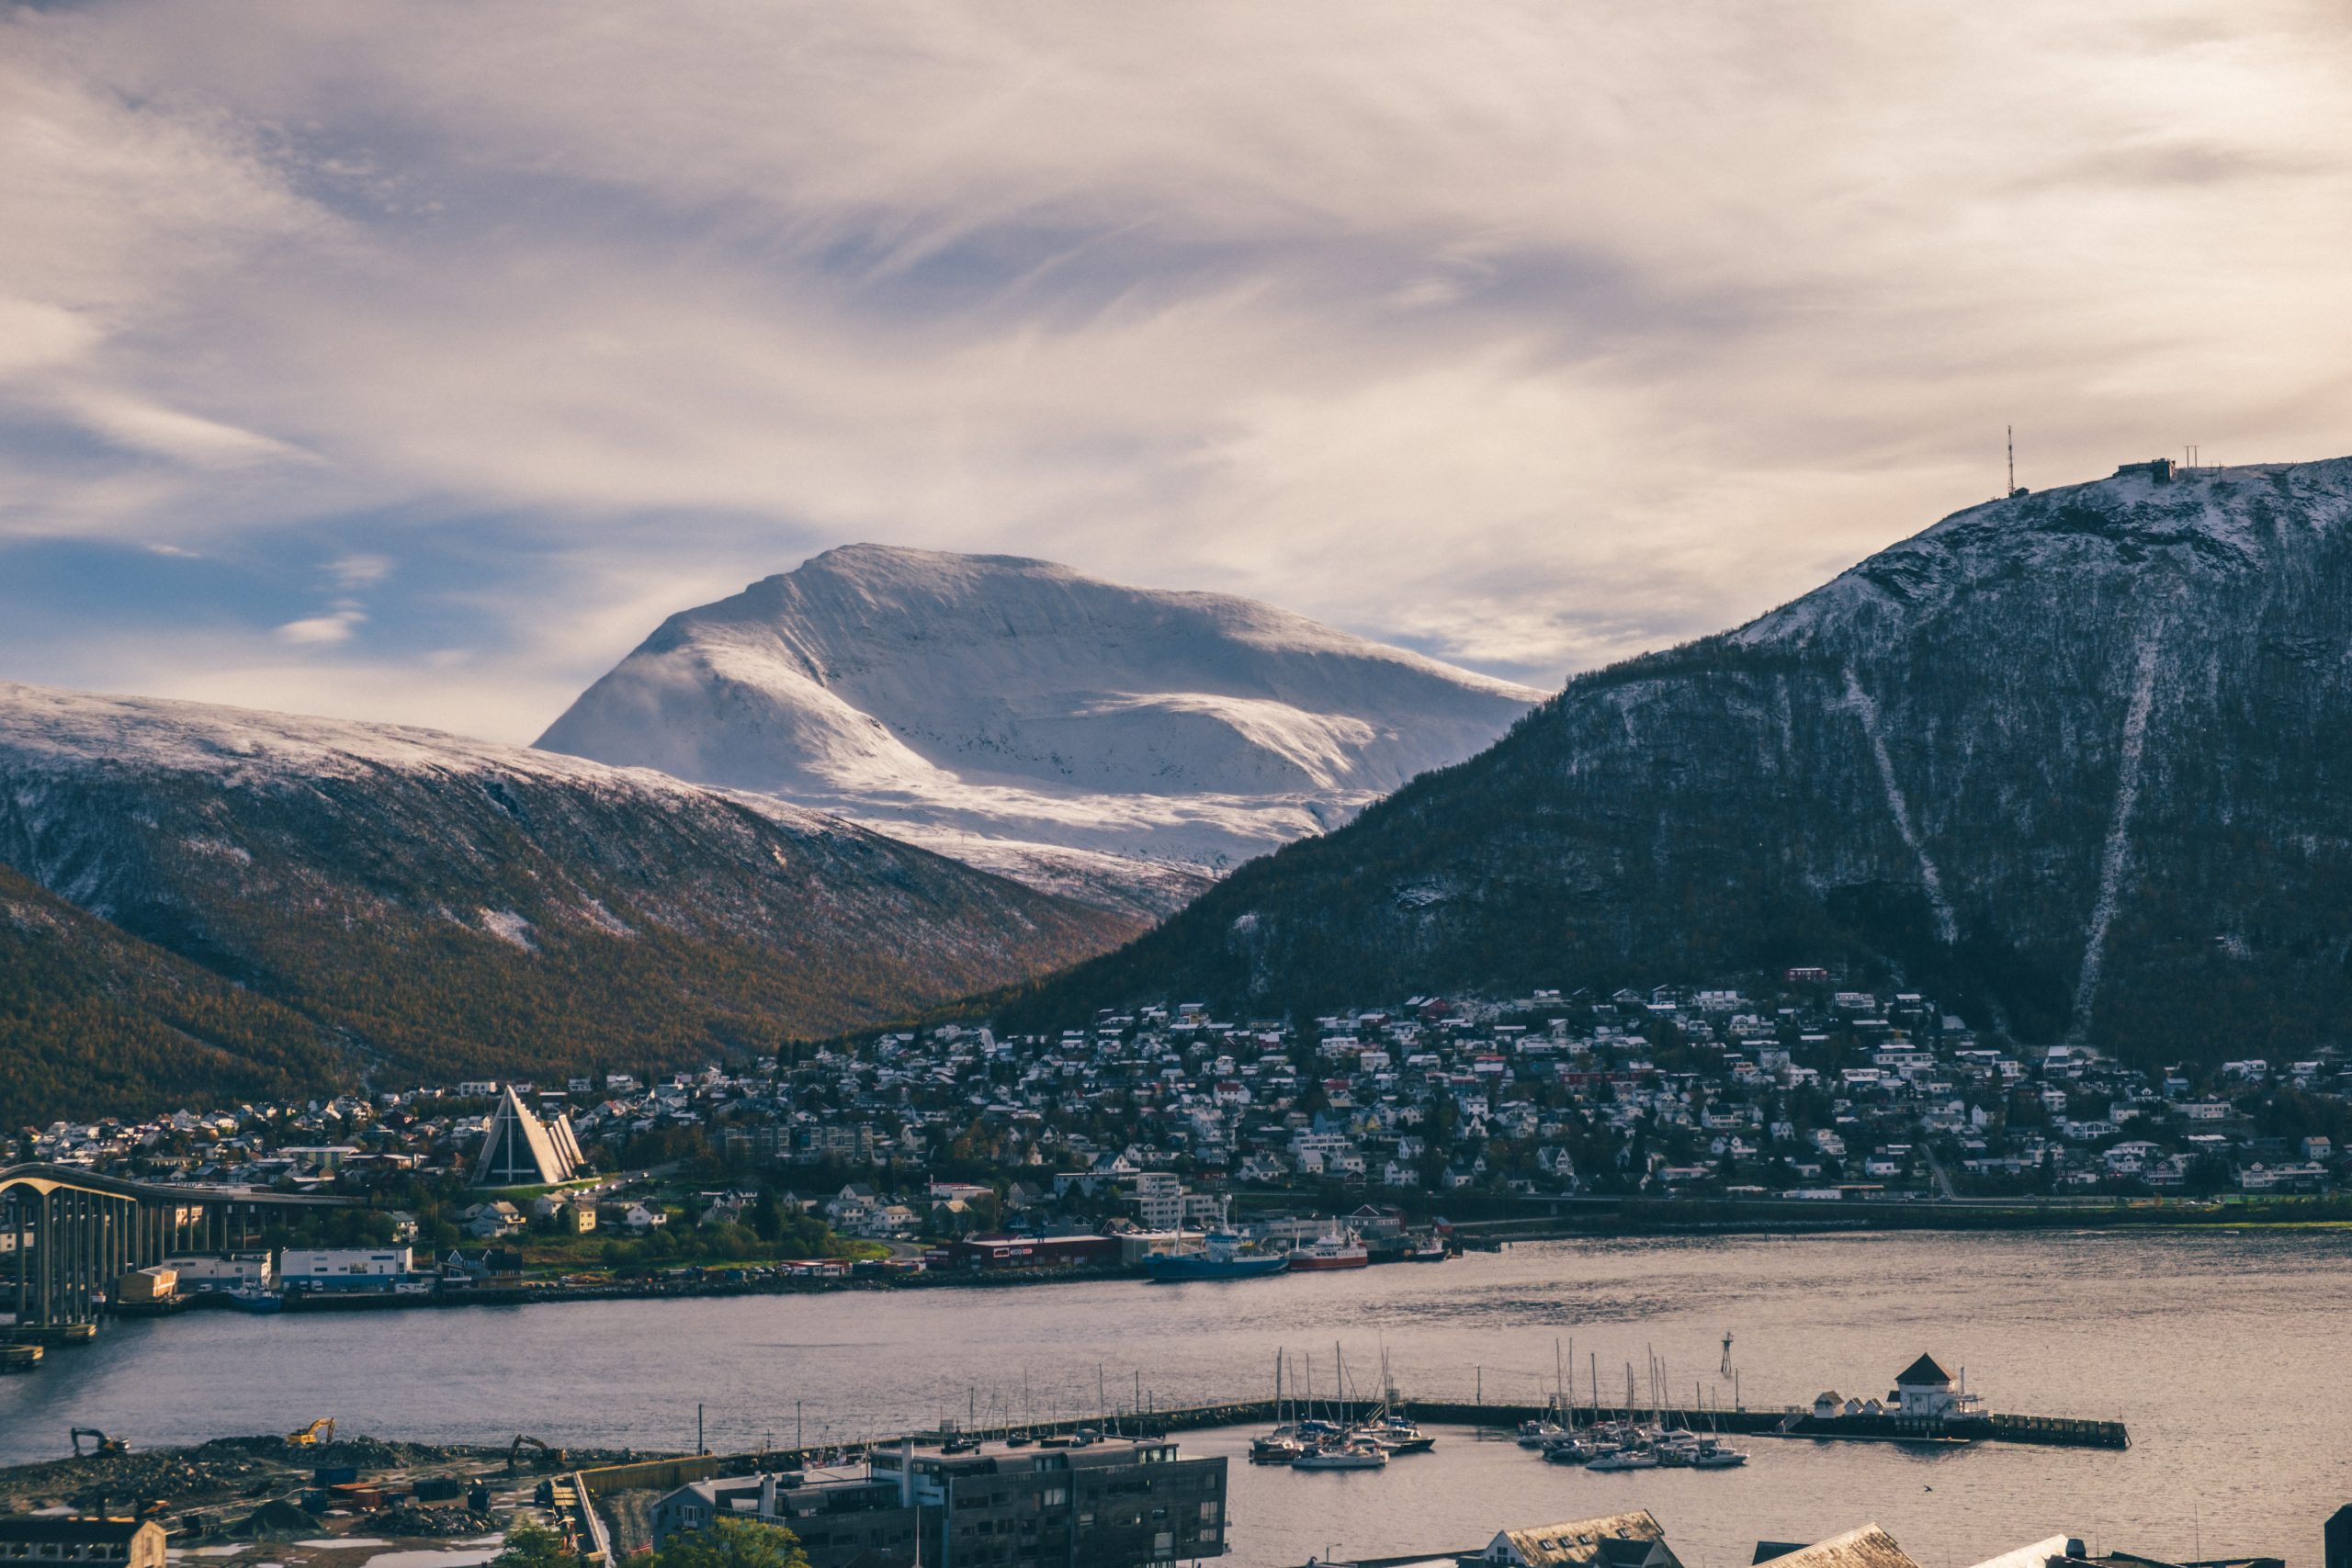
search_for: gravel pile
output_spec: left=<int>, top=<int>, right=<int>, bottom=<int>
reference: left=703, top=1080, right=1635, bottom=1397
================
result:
left=54, top=1450, right=280, bottom=1511
left=374, top=1506, right=499, bottom=1538
left=230, top=1500, right=322, bottom=1540
left=198, top=1435, right=443, bottom=1469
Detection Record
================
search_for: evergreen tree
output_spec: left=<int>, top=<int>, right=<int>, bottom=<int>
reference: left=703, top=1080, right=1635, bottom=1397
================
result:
left=653, top=1518, right=811, bottom=1568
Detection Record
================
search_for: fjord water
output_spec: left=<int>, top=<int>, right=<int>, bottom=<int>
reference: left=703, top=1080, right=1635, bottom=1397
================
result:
left=5, top=1230, right=2344, bottom=1568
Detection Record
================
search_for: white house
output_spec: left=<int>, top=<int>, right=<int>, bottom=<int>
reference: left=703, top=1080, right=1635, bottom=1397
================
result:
left=1890, top=1353, right=1985, bottom=1420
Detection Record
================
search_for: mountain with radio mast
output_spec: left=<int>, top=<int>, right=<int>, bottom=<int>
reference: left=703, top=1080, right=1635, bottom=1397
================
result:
left=995, top=456, right=2352, bottom=1065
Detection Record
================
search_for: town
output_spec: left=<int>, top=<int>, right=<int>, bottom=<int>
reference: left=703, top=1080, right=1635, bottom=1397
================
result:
left=8, top=967, right=2352, bottom=1320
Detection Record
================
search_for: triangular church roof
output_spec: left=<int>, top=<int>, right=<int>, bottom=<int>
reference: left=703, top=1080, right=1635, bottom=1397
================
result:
left=471, top=1086, right=582, bottom=1187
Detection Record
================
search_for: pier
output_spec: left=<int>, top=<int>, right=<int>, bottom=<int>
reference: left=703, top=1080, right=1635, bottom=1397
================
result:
left=877, top=1393, right=2127, bottom=1452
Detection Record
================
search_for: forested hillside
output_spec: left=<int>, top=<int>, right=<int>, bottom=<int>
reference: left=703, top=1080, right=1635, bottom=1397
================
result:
left=0, top=863, right=350, bottom=1126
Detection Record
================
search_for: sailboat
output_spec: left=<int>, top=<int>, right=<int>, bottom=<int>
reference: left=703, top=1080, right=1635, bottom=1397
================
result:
left=1251, top=1349, right=1306, bottom=1463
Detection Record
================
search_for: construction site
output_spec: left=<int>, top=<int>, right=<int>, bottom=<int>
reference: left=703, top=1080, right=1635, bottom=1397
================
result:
left=0, top=1427, right=628, bottom=1568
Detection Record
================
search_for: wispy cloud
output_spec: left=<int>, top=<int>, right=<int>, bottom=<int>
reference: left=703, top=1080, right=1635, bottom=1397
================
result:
left=3, top=1, right=2350, bottom=739
left=325, top=553, right=391, bottom=589
left=275, top=602, right=368, bottom=646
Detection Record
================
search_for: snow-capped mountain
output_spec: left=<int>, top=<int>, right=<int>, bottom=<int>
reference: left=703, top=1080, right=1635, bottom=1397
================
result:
left=0, top=681, right=1131, bottom=1113
left=536, top=545, right=1545, bottom=897
left=1004, top=457, right=2352, bottom=1065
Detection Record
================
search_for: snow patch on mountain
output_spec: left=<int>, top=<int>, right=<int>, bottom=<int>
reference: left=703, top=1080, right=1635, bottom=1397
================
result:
left=479, top=908, right=537, bottom=951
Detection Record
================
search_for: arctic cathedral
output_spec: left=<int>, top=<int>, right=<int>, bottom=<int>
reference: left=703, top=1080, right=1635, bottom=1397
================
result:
left=472, top=1086, right=587, bottom=1187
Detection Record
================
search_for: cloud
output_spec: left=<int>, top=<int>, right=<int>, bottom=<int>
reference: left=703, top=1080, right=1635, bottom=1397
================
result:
left=58, top=388, right=307, bottom=468
left=326, top=553, right=391, bottom=589
left=3, top=1, right=2351, bottom=739
left=275, top=602, right=368, bottom=646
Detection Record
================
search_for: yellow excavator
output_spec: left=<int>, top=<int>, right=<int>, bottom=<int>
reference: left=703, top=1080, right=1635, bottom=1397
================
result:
left=287, top=1417, right=336, bottom=1447
left=505, top=1435, right=568, bottom=1473
left=71, top=1428, right=128, bottom=1457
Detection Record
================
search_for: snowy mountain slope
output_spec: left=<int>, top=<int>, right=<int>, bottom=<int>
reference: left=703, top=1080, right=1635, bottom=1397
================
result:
left=822, top=819, right=1217, bottom=925
left=0, top=682, right=1136, bottom=1100
left=1001, top=457, right=2352, bottom=1066
left=536, top=545, right=1545, bottom=878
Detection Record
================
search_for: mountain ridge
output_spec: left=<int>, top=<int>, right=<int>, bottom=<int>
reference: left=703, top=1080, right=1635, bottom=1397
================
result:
left=0, top=680, right=1136, bottom=1116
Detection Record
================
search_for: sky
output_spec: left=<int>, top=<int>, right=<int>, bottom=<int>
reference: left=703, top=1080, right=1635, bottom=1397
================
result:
left=5, top=1, right=2351, bottom=745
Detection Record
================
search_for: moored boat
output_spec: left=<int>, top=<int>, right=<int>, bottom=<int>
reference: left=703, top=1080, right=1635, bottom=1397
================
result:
left=1360, top=1413, right=1435, bottom=1454
left=1517, top=1420, right=1567, bottom=1449
left=1586, top=1447, right=1661, bottom=1472
left=1143, top=1226, right=1290, bottom=1281
left=1292, top=1439, right=1388, bottom=1471
left=1251, top=1422, right=1307, bottom=1463
left=1285, top=1224, right=1369, bottom=1271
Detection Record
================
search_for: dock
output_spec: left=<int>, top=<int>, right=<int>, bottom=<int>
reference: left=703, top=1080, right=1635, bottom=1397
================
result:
left=0, top=1323, right=97, bottom=1346
left=1396, top=1400, right=2129, bottom=1451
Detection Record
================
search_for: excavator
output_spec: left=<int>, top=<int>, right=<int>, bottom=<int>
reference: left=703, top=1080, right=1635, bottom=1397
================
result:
left=70, top=1428, right=128, bottom=1457
left=286, top=1417, right=337, bottom=1447
left=505, top=1435, right=568, bottom=1474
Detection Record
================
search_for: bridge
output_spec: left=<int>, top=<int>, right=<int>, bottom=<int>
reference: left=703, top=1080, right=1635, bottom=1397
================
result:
left=1, top=1163, right=351, bottom=1331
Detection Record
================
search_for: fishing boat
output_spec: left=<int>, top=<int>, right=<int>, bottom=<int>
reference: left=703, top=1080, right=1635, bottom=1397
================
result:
left=224, top=1289, right=281, bottom=1314
left=1407, top=1240, right=1450, bottom=1263
left=1144, top=1224, right=1289, bottom=1281
left=1285, top=1224, right=1369, bottom=1271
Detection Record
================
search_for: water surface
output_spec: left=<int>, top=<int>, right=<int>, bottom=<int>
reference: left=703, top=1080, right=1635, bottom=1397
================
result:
left=5, top=1230, right=2342, bottom=1568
